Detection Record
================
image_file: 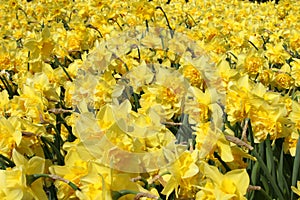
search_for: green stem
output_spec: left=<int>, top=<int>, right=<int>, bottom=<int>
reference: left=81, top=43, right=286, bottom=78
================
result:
left=27, top=51, right=30, bottom=71
left=26, top=174, right=80, bottom=191
left=131, top=44, right=141, bottom=62
left=86, top=24, right=103, bottom=38
left=145, top=20, right=149, bottom=32
left=40, top=136, right=64, bottom=165
left=133, top=93, right=140, bottom=112
left=186, top=13, right=197, bottom=26
left=0, top=75, right=14, bottom=99
left=265, top=136, right=276, bottom=178
left=248, top=121, right=284, bottom=200
left=252, top=149, right=284, bottom=199
left=248, top=40, right=259, bottom=51
left=108, top=18, right=123, bottom=31
left=112, top=53, right=129, bottom=72
left=291, top=133, right=300, bottom=200
left=112, top=190, right=138, bottom=200
left=53, top=56, right=73, bottom=82
left=258, top=188, right=273, bottom=200
left=159, top=171, right=171, bottom=176
left=156, top=6, right=174, bottom=38
left=0, top=154, right=15, bottom=168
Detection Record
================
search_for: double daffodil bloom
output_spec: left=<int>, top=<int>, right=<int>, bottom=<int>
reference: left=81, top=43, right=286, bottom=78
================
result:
left=196, top=161, right=249, bottom=200
left=0, top=149, right=46, bottom=200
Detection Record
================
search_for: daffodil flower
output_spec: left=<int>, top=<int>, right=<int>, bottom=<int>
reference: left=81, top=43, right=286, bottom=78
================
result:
left=0, top=149, right=47, bottom=200
left=196, top=161, right=249, bottom=200
left=292, top=181, right=300, bottom=200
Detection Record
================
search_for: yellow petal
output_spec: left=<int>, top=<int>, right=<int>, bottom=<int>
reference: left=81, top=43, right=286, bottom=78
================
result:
left=27, top=156, right=45, bottom=174
left=182, top=163, right=199, bottom=179
left=161, top=176, right=178, bottom=199
left=226, top=169, right=249, bottom=195
left=12, top=149, right=27, bottom=167
left=217, top=135, right=234, bottom=162
left=203, top=161, right=223, bottom=185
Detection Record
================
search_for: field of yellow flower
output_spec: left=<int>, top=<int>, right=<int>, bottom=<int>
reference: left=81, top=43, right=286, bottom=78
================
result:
left=0, top=0, right=300, bottom=199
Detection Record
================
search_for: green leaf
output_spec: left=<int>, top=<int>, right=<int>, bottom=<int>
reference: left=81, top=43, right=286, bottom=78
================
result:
left=111, top=190, right=138, bottom=200
left=26, top=174, right=48, bottom=186
left=248, top=121, right=284, bottom=199
left=291, top=133, right=300, bottom=200
left=256, top=188, right=273, bottom=200
left=277, top=146, right=289, bottom=198
left=251, top=161, right=260, bottom=186
left=0, top=154, right=15, bottom=168
left=252, top=148, right=284, bottom=199
left=260, top=175, right=270, bottom=195
left=265, top=136, right=275, bottom=178
left=40, top=136, right=64, bottom=165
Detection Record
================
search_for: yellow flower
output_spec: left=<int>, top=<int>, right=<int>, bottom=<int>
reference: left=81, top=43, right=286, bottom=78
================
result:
left=283, top=131, right=299, bottom=156
left=0, top=51, right=11, bottom=71
left=25, top=71, right=60, bottom=104
left=161, top=150, right=199, bottom=199
left=291, top=59, right=300, bottom=87
left=216, top=58, right=238, bottom=89
left=0, top=149, right=46, bottom=200
left=265, top=42, right=290, bottom=64
left=289, top=101, right=300, bottom=131
left=250, top=103, right=291, bottom=142
left=93, top=101, right=175, bottom=172
left=196, top=161, right=249, bottom=200
left=71, top=71, right=98, bottom=112
left=66, top=31, right=82, bottom=52
left=226, top=76, right=252, bottom=124
left=24, top=27, right=54, bottom=62
left=75, top=162, right=112, bottom=200
left=82, top=39, right=113, bottom=73
left=11, top=117, right=46, bottom=158
left=289, top=31, right=300, bottom=52
left=226, top=146, right=255, bottom=169
left=228, top=34, right=245, bottom=50
left=133, top=1, right=155, bottom=21
left=8, top=84, right=48, bottom=124
left=185, top=87, right=210, bottom=124
left=244, top=54, right=265, bottom=75
left=0, top=90, right=9, bottom=116
left=0, top=117, right=22, bottom=158
left=139, top=66, right=188, bottom=119
left=274, top=72, right=294, bottom=89
left=291, top=181, right=300, bottom=200
left=182, top=64, right=205, bottom=89
left=125, top=61, right=154, bottom=93
left=60, top=139, right=112, bottom=200
left=49, top=149, right=89, bottom=199
left=93, top=71, right=116, bottom=109
left=258, top=69, right=274, bottom=86
left=8, top=0, right=18, bottom=10
left=195, top=124, right=233, bottom=162
left=59, top=140, right=113, bottom=200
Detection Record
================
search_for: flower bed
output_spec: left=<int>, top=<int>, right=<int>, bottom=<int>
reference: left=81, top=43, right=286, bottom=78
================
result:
left=0, top=0, right=299, bottom=199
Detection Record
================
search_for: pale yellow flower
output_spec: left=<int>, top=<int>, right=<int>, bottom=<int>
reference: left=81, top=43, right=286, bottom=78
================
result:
left=292, top=181, right=300, bottom=200
left=0, top=117, right=21, bottom=158
left=0, top=149, right=46, bottom=200
left=196, top=161, right=249, bottom=200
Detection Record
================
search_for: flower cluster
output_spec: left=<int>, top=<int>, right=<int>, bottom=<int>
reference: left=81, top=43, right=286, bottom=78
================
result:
left=0, top=0, right=300, bottom=199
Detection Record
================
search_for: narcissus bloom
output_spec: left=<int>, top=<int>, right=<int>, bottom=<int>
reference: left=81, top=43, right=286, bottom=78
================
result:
left=0, top=117, right=21, bottom=158
left=196, top=162, right=249, bottom=200
left=292, top=181, right=300, bottom=200
left=0, top=149, right=46, bottom=200
left=161, top=150, right=199, bottom=199
left=24, top=27, right=54, bottom=62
